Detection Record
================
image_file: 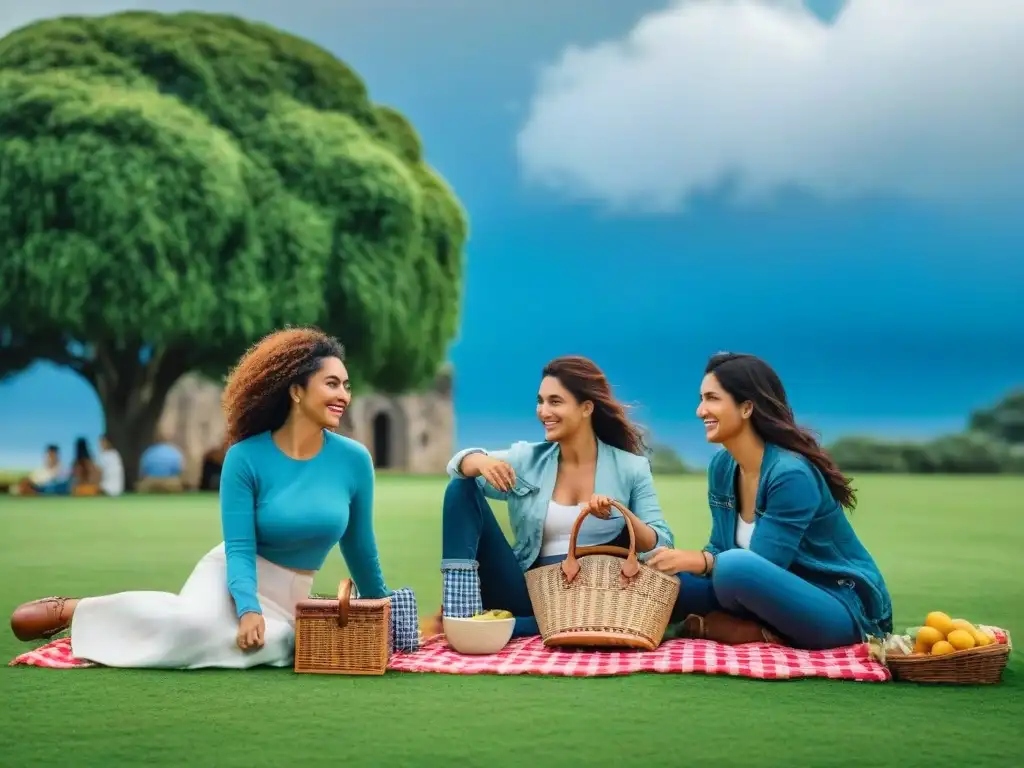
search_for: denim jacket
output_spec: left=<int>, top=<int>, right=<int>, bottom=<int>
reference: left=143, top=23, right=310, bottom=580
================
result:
left=704, top=443, right=894, bottom=639
left=448, top=439, right=674, bottom=571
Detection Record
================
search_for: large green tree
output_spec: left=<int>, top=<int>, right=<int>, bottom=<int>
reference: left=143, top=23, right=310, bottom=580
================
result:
left=0, top=12, right=468, bottom=486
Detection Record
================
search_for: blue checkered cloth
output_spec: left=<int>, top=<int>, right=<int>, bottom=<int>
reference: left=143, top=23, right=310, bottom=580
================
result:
left=344, top=584, right=420, bottom=654
left=388, top=587, right=420, bottom=654
left=441, top=560, right=483, bottom=619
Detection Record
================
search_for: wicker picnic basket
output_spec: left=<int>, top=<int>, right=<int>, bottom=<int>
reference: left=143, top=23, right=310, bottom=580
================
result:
left=886, top=635, right=1011, bottom=685
left=293, top=578, right=391, bottom=675
left=525, top=500, right=680, bottom=650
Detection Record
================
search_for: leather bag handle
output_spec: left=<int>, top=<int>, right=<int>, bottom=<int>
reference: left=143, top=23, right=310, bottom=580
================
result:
left=336, top=578, right=353, bottom=627
left=560, top=499, right=640, bottom=585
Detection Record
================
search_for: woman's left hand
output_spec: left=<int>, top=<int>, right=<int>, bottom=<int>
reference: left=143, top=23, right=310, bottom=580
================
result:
left=646, top=547, right=694, bottom=576
left=581, top=494, right=616, bottom=519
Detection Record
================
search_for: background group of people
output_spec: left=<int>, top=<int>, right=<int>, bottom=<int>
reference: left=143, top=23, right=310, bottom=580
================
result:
left=7, top=434, right=194, bottom=497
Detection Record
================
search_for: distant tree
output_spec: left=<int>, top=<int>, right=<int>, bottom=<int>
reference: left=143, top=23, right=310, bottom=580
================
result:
left=827, top=430, right=1024, bottom=475
left=918, top=431, right=1023, bottom=474
left=827, top=437, right=911, bottom=473
left=968, top=389, right=1024, bottom=445
left=0, top=12, right=468, bottom=486
left=648, top=443, right=692, bottom=475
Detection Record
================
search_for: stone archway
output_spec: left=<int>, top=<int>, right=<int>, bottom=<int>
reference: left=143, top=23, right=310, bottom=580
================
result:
left=372, top=411, right=393, bottom=469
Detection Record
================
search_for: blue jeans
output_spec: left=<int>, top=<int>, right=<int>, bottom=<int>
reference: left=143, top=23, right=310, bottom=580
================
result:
left=34, top=478, right=72, bottom=495
left=442, top=477, right=631, bottom=637
left=670, top=549, right=861, bottom=650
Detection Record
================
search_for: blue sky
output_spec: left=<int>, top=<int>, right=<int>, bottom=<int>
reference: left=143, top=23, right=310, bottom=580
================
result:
left=1, top=0, right=1022, bottom=469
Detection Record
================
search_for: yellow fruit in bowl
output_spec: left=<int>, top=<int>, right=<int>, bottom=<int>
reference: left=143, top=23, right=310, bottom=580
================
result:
left=912, top=640, right=929, bottom=655
left=916, top=626, right=945, bottom=648
left=975, top=629, right=994, bottom=646
left=471, top=609, right=514, bottom=621
left=946, top=629, right=977, bottom=651
left=925, top=611, right=955, bottom=637
left=930, top=640, right=954, bottom=656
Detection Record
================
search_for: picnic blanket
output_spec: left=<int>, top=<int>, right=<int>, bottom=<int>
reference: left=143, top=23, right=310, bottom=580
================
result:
left=10, top=633, right=891, bottom=681
left=9, top=637, right=90, bottom=669
left=387, top=634, right=891, bottom=681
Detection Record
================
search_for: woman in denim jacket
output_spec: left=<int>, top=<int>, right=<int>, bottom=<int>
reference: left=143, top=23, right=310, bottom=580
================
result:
left=647, top=353, right=893, bottom=649
left=428, top=355, right=674, bottom=638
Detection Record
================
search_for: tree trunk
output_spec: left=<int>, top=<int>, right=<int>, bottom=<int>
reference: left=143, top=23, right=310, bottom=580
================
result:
left=101, top=403, right=167, bottom=491
left=91, top=344, right=188, bottom=491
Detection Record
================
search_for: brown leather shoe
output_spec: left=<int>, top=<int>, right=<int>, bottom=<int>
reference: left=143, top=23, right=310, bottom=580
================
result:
left=10, top=596, right=77, bottom=641
left=681, top=611, right=782, bottom=645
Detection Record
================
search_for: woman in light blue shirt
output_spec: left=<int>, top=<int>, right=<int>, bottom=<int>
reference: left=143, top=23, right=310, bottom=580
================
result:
left=428, top=355, right=674, bottom=638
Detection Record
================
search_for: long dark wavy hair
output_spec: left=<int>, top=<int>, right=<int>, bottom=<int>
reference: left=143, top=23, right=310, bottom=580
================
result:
left=705, top=352, right=857, bottom=510
left=542, top=355, right=648, bottom=456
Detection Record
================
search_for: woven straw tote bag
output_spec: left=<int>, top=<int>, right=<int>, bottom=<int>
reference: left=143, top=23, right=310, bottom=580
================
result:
left=525, top=500, right=680, bottom=650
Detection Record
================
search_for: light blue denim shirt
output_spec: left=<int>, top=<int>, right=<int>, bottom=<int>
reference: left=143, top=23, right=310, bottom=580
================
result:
left=447, top=438, right=674, bottom=571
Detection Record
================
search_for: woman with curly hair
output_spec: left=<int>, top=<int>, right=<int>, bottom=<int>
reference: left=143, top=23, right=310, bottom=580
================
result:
left=9, top=328, right=392, bottom=669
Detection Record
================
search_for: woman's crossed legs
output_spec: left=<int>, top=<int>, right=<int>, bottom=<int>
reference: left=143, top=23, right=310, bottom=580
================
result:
left=672, top=548, right=861, bottom=650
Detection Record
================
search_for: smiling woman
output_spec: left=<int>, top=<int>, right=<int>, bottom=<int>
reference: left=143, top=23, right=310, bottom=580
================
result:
left=645, top=352, right=893, bottom=650
left=425, top=355, right=675, bottom=639
left=9, top=327, right=393, bottom=670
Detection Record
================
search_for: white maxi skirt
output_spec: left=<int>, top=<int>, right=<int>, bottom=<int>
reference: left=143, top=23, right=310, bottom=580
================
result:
left=70, top=543, right=314, bottom=669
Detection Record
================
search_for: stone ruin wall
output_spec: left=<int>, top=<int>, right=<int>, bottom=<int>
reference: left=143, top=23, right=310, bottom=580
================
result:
left=157, top=369, right=454, bottom=488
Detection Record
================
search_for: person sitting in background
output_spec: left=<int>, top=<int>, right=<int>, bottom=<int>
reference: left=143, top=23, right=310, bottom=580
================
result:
left=136, top=436, right=185, bottom=493
left=97, top=435, right=125, bottom=497
left=10, top=444, right=69, bottom=496
left=70, top=437, right=103, bottom=496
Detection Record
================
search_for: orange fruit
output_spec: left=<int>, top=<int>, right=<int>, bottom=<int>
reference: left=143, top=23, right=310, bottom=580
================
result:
left=930, top=640, right=954, bottom=656
left=925, top=611, right=955, bottom=637
left=916, top=626, right=945, bottom=648
left=946, top=629, right=976, bottom=651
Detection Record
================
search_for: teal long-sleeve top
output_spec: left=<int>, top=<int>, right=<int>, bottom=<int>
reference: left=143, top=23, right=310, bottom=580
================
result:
left=219, top=429, right=390, bottom=618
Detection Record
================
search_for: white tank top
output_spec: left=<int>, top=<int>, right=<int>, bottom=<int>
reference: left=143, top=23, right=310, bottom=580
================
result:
left=736, top=517, right=756, bottom=550
left=540, top=501, right=583, bottom=557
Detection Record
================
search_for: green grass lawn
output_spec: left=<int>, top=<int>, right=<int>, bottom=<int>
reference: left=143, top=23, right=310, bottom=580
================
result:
left=1, top=474, right=1021, bottom=767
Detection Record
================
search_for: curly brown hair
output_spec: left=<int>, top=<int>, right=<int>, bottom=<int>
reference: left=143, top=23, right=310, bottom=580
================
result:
left=222, top=327, right=346, bottom=446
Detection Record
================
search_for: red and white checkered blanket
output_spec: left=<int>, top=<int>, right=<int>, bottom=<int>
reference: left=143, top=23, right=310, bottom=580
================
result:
left=22, top=628, right=1007, bottom=681
left=11, top=633, right=890, bottom=680
left=9, top=637, right=90, bottom=669
left=387, top=634, right=892, bottom=681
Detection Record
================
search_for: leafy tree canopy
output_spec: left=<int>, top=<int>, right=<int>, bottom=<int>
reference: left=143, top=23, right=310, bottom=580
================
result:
left=0, top=11, right=468, bottom=480
left=968, top=389, right=1024, bottom=446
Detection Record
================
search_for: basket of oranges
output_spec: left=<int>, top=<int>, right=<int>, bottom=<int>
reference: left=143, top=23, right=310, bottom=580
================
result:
left=884, top=611, right=1011, bottom=685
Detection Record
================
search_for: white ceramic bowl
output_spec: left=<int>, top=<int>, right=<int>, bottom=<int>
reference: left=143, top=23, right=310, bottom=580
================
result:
left=443, top=616, right=515, bottom=655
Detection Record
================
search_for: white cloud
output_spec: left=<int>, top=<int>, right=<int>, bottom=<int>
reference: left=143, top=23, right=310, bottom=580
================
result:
left=516, top=0, right=1024, bottom=212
